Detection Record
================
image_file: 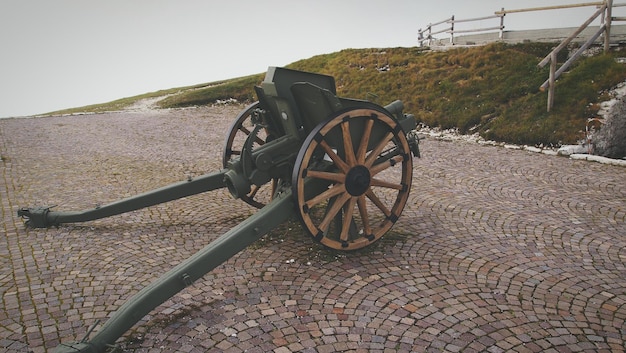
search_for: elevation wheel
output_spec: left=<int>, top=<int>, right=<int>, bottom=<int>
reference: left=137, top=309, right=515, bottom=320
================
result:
left=292, top=107, right=413, bottom=250
left=223, top=102, right=277, bottom=208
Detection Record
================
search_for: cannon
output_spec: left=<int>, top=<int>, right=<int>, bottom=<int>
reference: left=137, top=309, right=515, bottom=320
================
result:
left=18, top=67, right=420, bottom=353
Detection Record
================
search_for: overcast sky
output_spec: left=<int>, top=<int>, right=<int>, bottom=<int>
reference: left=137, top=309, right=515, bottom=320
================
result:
left=0, top=1, right=615, bottom=118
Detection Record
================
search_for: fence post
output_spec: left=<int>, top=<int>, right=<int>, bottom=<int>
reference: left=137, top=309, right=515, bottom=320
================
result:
left=604, top=0, right=613, bottom=52
left=547, top=52, right=557, bottom=112
left=427, top=24, right=432, bottom=46
left=499, top=8, right=505, bottom=39
left=450, top=15, right=455, bottom=44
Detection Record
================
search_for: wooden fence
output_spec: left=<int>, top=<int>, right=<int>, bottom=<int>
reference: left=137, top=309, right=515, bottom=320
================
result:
left=538, top=0, right=625, bottom=111
left=417, top=1, right=626, bottom=111
left=418, top=14, right=503, bottom=47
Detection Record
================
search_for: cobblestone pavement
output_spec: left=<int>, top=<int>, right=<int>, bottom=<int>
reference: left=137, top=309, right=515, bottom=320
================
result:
left=1, top=105, right=625, bottom=353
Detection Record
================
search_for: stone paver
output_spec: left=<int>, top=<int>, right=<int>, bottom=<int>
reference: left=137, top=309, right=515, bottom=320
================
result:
left=1, top=105, right=625, bottom=352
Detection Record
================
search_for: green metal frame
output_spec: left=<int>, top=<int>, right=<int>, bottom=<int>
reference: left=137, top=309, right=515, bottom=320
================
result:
left=53, top=191, right=296, bottom=353
left=18, top=171, right=227, bottom=228
left=17, top=66, right=419, bottom=352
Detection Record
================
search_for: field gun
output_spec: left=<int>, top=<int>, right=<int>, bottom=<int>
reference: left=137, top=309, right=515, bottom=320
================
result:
left=18, top=67, right=420, bottom=352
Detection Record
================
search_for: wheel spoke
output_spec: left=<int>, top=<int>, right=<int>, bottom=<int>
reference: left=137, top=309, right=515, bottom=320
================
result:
left=340, top=198, right=357, bottom=242
left=357, top=195, right=371, bottom=237
left=365, top=188, right=391, bottom=217
left=254, top=135, right=265, bottom=145
left=365, top=131, right=394, bottom=168
left=370, top=155, right=404, bottom=176
left=319, top=140, right=349, bottom=173
left=238, top=125, right=252, bottom=136
left=370, top=177, right=404, bottom=190
left=270, top=179, right=278, bottom=197
left=357, top=119, right=374, bottom=164
left=306, top=183, right=346, bottom=209
left=249, top=184, right=261, bottom=198
left=319, top=192, right=351, bottom=233
left=237, top=125, right=265, bottom=145
left=224, top=102, right=259, bottom=162
left=341, top=121, right=357, bottom=166
left=306, top=170, right=345, bottom=183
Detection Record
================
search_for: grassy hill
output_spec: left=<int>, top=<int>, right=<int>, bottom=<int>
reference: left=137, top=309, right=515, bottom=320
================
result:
left=52, top=42, right=626, bottom=146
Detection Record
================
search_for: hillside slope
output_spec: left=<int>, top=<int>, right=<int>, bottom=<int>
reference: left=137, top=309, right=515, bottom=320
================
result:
left=54, top=42, right=626, bottom=146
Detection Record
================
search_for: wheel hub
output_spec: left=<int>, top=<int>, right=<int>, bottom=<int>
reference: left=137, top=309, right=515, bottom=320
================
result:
left=345, top=165, right=371, bottom=196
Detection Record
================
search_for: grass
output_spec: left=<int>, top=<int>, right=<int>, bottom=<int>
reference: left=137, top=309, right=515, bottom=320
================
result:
left=156, top=74, right=263, bottom=108
left=49, top=42, right=626, bottom=146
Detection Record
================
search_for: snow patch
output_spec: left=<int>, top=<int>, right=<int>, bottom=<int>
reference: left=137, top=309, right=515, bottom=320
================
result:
left=570, top=153, right=626, bottom=167
left=418, top=126, right=625, bottom=167
left=597, top=81, right=626, bottom=119
left=557, top=144, right=588, bottom=156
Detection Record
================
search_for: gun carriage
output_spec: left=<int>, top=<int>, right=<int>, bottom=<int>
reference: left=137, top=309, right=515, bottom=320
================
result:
left=18, top=67, right=420, bottom=352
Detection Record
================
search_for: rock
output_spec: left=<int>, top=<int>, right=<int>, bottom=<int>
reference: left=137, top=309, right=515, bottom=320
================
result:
left=592, top=83, right=626, bottom=158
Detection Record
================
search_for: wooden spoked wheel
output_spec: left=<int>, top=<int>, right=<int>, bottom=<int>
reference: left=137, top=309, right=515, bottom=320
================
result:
left=292, top=107, right=413, bottom=250
left=222, top=101, right=277, bottom=208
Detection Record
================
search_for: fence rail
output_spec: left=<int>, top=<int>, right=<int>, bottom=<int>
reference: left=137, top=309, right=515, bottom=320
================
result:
left=417, top=1, right=624, bottom=47
left=539, top=2, right=612, bottom=111
left=537, top=0, right=626, bottom=111
left=418, top=13, right=505, bottom=46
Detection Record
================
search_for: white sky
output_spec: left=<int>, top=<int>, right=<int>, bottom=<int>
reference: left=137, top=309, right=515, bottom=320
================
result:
left=0, top=0, right=615, bottom=118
